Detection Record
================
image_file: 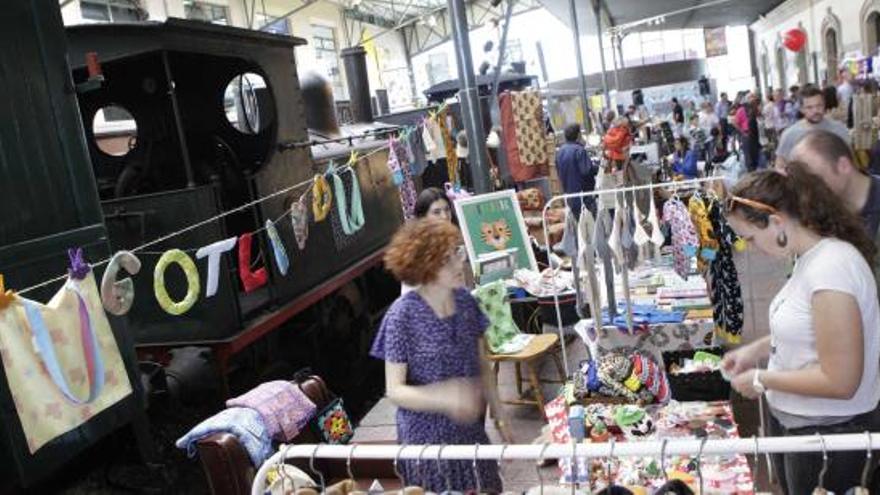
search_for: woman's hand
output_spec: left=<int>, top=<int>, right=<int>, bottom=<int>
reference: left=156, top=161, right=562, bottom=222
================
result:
left=434, top=377, right=484, bottom=424
left=731, top=368, right=761, bottom=400
left=721, top=339, right=768, bottom=378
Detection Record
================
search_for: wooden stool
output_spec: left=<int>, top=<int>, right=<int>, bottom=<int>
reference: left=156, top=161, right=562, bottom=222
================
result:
left=487, top=333, right=567, bottom=417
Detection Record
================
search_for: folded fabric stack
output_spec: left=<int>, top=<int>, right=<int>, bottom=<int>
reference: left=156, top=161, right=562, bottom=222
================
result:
left=668, top=350, right=722, bottom=375
left=573, top=351, right=670, bottom=405
left=176, top=381, right=318, bottom=466
left=512, top=268, right=574, bottom=297
left=600, top=303, right=685, bottom=331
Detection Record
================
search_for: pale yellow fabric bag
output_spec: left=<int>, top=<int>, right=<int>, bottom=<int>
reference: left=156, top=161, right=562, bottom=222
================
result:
left=0, top=272, right=132, bottom=453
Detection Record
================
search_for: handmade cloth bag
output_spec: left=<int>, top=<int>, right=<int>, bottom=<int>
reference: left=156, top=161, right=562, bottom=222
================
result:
left=0, top=271, right=132, bottom=453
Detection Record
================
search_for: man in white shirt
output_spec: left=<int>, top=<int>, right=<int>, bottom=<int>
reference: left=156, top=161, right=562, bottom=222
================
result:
left=698, top=101, right=719, bottom=137
left=775, top=85, right=850, bottom=170
left=837, top=69, right=854, bottom=127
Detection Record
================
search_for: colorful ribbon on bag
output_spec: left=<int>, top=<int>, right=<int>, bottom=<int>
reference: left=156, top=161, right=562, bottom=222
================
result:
left=330, top=166, right=365, bottom=235
left=22, top=281, right=105, bottom=405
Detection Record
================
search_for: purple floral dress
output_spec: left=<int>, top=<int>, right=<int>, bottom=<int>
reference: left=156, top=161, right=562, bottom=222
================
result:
left=371, top=289, right=502, bottom=493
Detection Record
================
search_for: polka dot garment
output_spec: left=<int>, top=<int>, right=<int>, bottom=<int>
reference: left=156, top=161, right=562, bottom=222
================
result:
left=370, top=289, right=502, bottom=493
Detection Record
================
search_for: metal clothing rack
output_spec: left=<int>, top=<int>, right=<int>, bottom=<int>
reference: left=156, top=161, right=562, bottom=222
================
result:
left=539, top=177, right=725, bottom=376
left=251, top=433, right=879, bottom=495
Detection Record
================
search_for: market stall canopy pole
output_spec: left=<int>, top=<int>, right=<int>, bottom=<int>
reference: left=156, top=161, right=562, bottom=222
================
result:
left=593, top=0, right=610, bottom=109
left=448, top=0, right=490, bottom=192
left=567, top=0, right=590, bottom=132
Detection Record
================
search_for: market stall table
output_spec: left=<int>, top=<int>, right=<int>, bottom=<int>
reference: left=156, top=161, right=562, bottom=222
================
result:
left=572, top=260, right=723, bottom=367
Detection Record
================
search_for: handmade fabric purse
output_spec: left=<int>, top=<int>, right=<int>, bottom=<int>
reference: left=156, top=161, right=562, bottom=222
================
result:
left=290, top=195, right=310, bottom=250
left=310, top=398, right=353, bottom=444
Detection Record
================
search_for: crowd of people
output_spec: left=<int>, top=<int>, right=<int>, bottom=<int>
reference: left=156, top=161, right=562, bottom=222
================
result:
left=367, top=68, right=880, bottom=493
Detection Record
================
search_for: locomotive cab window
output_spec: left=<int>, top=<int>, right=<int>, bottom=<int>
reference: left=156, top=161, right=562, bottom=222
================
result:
left=92, top=104, right=138, bottom=157
left=223, top=72, right=273, bottom=135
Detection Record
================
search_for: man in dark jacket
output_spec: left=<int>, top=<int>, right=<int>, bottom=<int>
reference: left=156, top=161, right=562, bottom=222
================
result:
left=556, top=123, right=599, bottom=218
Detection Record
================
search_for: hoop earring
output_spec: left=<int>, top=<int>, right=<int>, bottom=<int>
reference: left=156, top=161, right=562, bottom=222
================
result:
left=776, top=230, right=788, bottom=248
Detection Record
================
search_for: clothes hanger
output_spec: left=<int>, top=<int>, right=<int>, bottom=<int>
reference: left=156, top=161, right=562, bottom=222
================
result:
left=814, top=433, right=830, bottom=495
left=276, top=443, right=292, bottom=494
left=751, top=436, right=760, bottom=491
left=418, top=445, right=431, bottom=489
left=437, top=444, right=455, bottom=495
left=393, top=445, right=407, bottom=495
left=858, top=431, right=873, bottom=494
left=606, top=437, right=616, bottom=488
left=696, top=436, right=708, bottom=495
left=472, top=444, right=482, bottom=494
left=536, top=444, right=550, bottom=495
left=348, top=444, right=369, bottom=495
left=309, top=444, right=327, bottom=493
left=660, top=438, right=669, bottom=485
left=496, top=444, right=508, bottom=490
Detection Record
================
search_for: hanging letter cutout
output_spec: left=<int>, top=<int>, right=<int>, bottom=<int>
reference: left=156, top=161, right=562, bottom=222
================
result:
left=238, top=232, right=268, bottom=293
left=265, top=220, right=289, bottom=276
left=154, top=249, right=200, bottom=315
left=195, top=237, right=237, bottom=298
left=100, top=251, right=141, bottom=315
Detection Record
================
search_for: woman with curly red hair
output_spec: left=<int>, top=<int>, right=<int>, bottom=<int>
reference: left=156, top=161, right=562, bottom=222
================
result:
left=371, top=218, right=509, bottom=492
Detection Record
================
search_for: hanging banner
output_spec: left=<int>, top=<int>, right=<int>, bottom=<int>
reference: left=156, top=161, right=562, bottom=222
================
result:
left=704, top=27, right=728, bottom=58
left=0, top=272, right=132, bottom=453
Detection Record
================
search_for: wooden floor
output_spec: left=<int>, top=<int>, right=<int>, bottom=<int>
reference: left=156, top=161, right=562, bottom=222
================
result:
left=355, top=249, right=789, bottom=494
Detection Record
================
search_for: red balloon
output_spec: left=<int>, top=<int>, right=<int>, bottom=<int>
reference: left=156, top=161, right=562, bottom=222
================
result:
left=783, top=28, right=807, bottom=52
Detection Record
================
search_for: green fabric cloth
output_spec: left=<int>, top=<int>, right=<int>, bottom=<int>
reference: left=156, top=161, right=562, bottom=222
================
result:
left=471, top=281, right=529, bottom=354
left=613, top=405, right=646, bottom=427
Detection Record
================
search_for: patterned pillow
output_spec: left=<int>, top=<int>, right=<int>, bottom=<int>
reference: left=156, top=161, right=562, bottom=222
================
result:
left=516, top=188, right=544, bottom=211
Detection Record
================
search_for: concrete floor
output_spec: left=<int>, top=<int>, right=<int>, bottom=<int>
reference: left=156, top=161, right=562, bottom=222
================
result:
left=354, top=249, right=789, bottom=494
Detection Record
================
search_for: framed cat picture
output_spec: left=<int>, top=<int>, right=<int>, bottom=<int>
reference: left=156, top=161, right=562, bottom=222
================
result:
left=453, top=189, right=538, bottom=276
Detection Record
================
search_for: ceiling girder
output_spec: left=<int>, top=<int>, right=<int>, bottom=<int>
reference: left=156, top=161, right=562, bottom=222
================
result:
left=401, top=0, right=541, bottom=57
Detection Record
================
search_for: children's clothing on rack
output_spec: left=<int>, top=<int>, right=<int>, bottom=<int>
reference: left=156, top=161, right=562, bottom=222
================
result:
left=592, top=208, right=618, bottom=319
left=576, top=206, right=603, bottom=320
left=707, top=198, right=744, bottom=343
left=388, top=137, right=418, bottom=220
left=662, top=197, right=699, bottom=280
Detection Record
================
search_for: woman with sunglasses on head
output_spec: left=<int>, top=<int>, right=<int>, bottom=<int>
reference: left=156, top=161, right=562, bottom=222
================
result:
left=721, top=166, right=880, bottom=494
left=400, top=188, right=459, bottom=296
left=371, top=219, right=511, bottom=493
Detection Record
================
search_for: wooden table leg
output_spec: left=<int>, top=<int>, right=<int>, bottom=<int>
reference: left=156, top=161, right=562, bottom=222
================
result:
left=526, top=361, right=545, bottom=417
left=552, top=352, right=567, bottom=382
left=515, top=362, right=523, bottom=396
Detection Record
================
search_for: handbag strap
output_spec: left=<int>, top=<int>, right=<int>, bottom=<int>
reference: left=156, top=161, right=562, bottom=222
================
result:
left=331, top=166, right=364, bottom=235
left=22, top=281, right=105, bottom=405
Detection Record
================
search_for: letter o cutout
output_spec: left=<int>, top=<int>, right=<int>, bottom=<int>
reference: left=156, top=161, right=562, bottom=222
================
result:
left=154, top=249, right=200, bottom=316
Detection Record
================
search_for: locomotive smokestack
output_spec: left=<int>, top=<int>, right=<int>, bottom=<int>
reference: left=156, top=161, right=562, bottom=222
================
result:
left=340, top=46, right=373, bottom=123
left=299, top=70, right=341, bottom=136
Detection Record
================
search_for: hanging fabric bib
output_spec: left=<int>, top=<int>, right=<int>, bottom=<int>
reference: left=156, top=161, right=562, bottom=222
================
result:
left=265, top=219, right=290, bottom=276
left=290, top=195, right=309, bottom=250
left=311, top=175, right=333, bottom=222
left=330, top=167, right=365, bottom=235
left=0, top=271, right=132, bottom=453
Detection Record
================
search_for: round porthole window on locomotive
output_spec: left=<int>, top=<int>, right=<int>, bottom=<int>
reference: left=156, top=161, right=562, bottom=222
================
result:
left=223, top=72, right=274, bottom=134
left=92, top=105, right=138, bottom=157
